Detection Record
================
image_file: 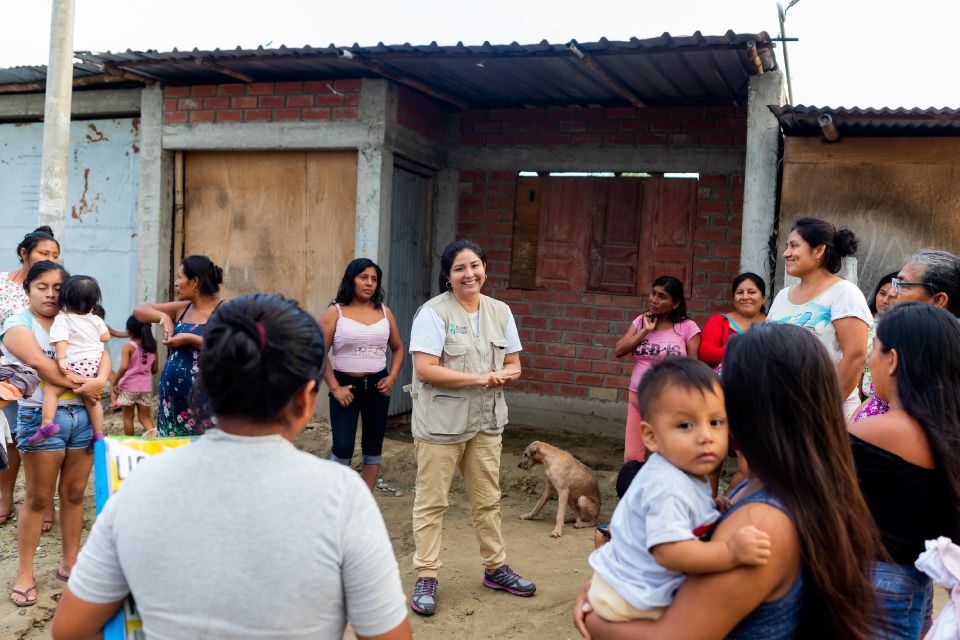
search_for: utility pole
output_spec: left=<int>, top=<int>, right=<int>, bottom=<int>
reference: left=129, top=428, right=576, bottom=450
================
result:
left=38, top=0, right=76, bottom=240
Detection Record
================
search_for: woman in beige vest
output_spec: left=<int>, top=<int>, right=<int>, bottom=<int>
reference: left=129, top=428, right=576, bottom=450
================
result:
left=407, top=240, right=536, bottom=616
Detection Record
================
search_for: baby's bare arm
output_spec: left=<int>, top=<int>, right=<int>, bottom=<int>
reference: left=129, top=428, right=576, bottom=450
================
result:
left=651, top=525, right=771, bottom=574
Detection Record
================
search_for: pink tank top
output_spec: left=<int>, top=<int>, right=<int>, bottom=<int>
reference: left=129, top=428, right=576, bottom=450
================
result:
left=331, top=304, right=389, bottom=373
left=118, top=342, right=156, bottom=393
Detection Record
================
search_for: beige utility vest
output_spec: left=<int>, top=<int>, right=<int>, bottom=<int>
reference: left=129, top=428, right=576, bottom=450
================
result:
left=408, top=292, right=512, bottom=444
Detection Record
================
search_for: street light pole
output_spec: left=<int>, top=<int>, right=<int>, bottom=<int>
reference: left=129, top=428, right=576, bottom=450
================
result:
left=38, top=0, right=76, bottom=240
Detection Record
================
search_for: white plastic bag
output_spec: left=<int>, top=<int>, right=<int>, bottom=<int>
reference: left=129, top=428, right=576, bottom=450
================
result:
left=915, top=536, right=960, bottom=640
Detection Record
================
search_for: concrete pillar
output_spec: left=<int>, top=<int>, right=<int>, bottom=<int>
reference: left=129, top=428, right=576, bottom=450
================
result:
left=37, top=0, right=76, bottom=239
left=354, top=79, right=394, bottom=267
left=136, top=86, right=174, bottom=303
left=431, top=168, right=460, bottom=295
left=740, top=71, right=784, bottom=292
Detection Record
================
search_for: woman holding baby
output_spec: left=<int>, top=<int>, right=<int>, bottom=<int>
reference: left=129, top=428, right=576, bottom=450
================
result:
left=575, top=323, right=883, bottom=639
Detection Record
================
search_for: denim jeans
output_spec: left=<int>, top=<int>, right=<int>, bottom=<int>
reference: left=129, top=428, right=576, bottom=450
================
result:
left=872, top=560, right=931, bottom=640
left=17, top=404, right=93, bottom=452
left=328, top=369, right=390, bottom=465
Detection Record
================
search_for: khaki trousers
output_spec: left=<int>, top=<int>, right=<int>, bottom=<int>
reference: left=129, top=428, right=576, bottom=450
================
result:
left=412, top=432, right=506, bottom=578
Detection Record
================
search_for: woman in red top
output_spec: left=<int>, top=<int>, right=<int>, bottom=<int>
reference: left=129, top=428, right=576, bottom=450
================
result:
left=699, top=273, right=767, bottom=370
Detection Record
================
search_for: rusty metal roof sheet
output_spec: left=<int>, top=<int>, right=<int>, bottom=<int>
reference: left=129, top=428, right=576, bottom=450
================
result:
left=771, top=105, right=960, bottom=136
left=0, top=32, right=777, bottom=107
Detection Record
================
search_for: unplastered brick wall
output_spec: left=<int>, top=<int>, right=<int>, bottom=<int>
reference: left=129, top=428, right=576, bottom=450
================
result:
left=457, top=168, right=744, bottom=404
left=162, top=80, right=362, bottom=124
left=459, top=105, right=747, bottom=147
left=395, top=86, right=448, bottom=142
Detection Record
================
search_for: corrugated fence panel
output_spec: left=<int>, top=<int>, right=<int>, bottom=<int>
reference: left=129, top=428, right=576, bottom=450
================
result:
left=388, top=167, right=432, bottom=416
left=0, top=118, right=141, bottom=365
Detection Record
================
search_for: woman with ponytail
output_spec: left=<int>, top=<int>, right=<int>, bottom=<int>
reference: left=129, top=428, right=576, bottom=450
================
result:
left=54, top=294, right=411, bottom=640
left=768, top=217, right=872, bottom=419
left=133, top=255, right=224, bottom=436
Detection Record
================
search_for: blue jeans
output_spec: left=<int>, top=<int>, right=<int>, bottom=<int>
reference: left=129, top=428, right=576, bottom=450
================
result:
left=872, top=561, right=931, bottom=640
left=328, top=369, right=390, bottom=465
left=17, top=405, right=92, bottom=452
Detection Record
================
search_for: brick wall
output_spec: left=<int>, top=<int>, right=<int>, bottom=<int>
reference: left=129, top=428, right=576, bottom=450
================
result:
left=162, top=80, right=362, bottom=125
left=395, top=86, right=448, bottom=141
left=454, top=106, right=746, bottom=403
left=459, top=105, right=747, bottom=147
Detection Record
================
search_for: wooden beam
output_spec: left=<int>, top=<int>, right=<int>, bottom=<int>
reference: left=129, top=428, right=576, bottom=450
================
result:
left=101, top=64, right=156, bottom=85
left=339, top=50, right=468, bottom=110
left=194, top=58, right=255, bottom=83
left=567, top=41, right=645, bottom=108
left=0, top=73, right=133, bottom=94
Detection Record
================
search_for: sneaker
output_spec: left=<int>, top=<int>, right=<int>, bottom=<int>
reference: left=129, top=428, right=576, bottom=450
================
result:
left=26, top=422, right=60, bottom=446
left=410, top=577, right=438, bottom=615
left=482, top=565, right=536, bottom=596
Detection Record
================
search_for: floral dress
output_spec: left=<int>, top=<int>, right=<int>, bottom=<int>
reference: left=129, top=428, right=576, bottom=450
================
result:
left=0, top=272, right=29, bottom=326
left=157, top=306, right=215, bottom=436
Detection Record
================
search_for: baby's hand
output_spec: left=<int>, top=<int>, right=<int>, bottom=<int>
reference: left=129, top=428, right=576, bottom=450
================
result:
left=715, top=495, right=733, bottom=512
left=57, top=359, right=71, bottom=376
left=727, top=524, right=772, bottom=566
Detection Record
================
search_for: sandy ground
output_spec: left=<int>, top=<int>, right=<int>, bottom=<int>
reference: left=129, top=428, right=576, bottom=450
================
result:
left=0, top=408, right=948, bottom=639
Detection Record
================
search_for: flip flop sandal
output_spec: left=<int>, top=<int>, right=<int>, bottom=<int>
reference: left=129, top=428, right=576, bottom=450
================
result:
left=53, top=567, right=69, bottom=582
left=10, top=584, right=37, bottom=607
left=0, top=508, right=14, bottom=525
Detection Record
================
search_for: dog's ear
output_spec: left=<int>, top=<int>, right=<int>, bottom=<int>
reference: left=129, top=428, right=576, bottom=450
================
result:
left=529, top=442, right=540, bottom=455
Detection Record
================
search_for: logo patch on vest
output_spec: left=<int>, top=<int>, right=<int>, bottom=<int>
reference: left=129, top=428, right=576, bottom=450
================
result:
left=448, top=322, right=468, bottom=335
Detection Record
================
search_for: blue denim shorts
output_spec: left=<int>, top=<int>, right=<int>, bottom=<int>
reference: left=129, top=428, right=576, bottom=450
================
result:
left=872, top=560, right=931, bottom=639
left=17, top=405, right=93, bottom=452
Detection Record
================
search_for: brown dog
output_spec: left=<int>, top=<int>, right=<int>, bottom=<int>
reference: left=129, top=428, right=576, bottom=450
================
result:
left=517, top=441, right=601, bottom=538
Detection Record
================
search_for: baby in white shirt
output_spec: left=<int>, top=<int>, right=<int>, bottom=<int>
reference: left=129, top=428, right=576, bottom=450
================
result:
left=588, top=358, right=771, bottom=621
left=30, top=276, right=109, bottom=447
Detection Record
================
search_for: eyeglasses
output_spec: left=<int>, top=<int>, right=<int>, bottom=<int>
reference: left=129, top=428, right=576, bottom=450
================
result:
left=891, top=277, right=939, bottom=294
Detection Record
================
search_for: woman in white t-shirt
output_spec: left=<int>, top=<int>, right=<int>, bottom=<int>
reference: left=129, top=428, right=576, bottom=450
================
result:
left=768, top=217, right=872, bottom=418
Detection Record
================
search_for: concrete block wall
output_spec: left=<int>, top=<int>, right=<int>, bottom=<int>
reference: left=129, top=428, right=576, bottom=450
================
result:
left=162, top=80, right=363, bottom=124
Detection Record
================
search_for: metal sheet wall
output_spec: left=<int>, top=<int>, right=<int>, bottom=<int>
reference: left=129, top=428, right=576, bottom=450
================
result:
left=0, top=118, right=141, bottom=364
left=387, top=167, right=433, bottom=415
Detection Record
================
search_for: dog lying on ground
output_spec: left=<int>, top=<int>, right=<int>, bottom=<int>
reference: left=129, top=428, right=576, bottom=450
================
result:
left=517, top=441, right=601, bottom=538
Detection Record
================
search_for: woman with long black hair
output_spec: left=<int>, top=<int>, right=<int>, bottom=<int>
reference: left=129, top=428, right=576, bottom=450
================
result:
left=614, top=276, right=700, bottom=463
left=850, top=302, right=960, bottom=638
left=320, top=258, right=404, bottom=491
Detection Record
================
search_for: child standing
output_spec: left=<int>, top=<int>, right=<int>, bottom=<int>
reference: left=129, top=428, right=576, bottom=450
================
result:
left=32, top=276, right=110, bottom=446
left=111, top=316, right=157, bottom=436
left=587, top=358, right=770, bottom=622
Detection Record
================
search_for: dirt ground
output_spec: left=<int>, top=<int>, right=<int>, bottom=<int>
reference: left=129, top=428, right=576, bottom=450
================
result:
left=0, top=408, right=624, bottom=640
left=0, top=409, right=947, bottom=639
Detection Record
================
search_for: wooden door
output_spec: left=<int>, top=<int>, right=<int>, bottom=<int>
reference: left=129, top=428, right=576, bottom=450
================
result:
left=183, top=150, right=357, bottom=322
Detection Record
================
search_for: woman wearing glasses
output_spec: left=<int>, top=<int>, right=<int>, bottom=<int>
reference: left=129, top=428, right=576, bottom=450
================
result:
left=768, top=217, right=872, bottom=419
left=892, top=249, right=960, bottom=317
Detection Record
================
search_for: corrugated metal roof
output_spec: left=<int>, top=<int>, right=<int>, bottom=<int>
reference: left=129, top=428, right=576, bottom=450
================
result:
left=771, top=105, right=960, bottom=136
left=0, top=32, right=777, bottom=107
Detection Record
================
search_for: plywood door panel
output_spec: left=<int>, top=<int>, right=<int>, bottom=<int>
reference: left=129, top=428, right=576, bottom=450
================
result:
left=184, top=150, right=356, bottom=322
left=303, top=150, right=358, bottom=318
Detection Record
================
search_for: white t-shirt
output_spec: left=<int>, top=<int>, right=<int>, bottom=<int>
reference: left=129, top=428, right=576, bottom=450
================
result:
left=409, top=306, right=522, bottom=356
left=68, top=430, right=408, bottom=640
left=1, top=308, right=82, bottom=408
left=768, top=279, right=872, bottom=408
left=588, top=453, right=720, bottom=610
left=49, top=312, right=108, bottom=361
